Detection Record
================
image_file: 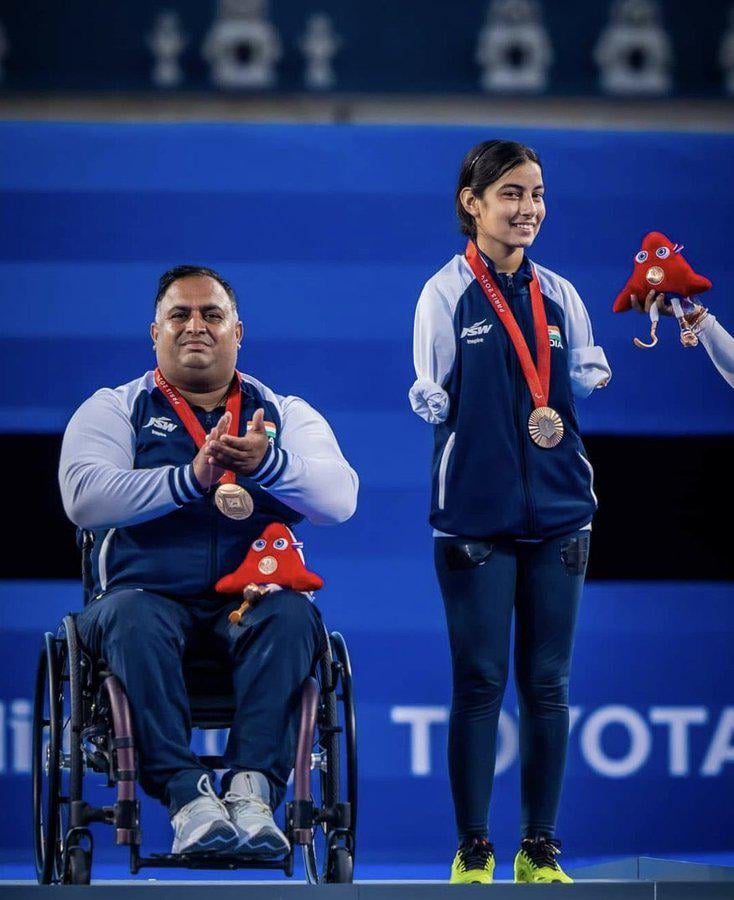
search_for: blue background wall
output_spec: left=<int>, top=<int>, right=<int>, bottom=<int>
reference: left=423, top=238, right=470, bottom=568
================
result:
left=2, top=123, right=733, bottom=438
left=1, top=123, right=732, bottom=868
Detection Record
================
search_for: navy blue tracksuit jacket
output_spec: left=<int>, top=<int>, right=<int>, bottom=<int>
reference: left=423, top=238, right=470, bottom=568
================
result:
left=410, top=251, right=612, bottom=540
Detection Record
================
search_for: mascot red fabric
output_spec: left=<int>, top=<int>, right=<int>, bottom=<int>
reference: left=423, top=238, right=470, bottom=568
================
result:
left=215, top=522, right=324, bottom=594
left=613, top=231, right=711, bottom=313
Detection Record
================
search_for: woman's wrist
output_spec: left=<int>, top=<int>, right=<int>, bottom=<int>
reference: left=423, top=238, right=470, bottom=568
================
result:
left=683, top=304, right=709, bottom=333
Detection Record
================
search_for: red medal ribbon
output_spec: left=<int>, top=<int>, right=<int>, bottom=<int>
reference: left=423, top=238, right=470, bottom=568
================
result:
left=154, top=368, right=242, bottom=485
left=465, top=240, right=551, bottom=408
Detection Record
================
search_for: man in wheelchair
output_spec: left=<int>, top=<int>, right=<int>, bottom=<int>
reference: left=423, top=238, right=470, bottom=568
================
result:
left=57, top=266, right=358, bottom=858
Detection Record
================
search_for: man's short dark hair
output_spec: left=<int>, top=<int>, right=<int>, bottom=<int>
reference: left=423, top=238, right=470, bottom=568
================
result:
left=155, top=265, right=238, bottom=312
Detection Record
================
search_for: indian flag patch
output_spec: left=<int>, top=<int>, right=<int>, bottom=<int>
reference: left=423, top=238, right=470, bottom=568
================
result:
left=548, top=325, right=563, bottom=349
left=248, top=420, right=277, bottom=440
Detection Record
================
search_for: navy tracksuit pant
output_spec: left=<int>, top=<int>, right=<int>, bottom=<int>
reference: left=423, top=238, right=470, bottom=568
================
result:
left=76, top=587, right=323, bottom=814
left=434, top=529, right=590, bottom=841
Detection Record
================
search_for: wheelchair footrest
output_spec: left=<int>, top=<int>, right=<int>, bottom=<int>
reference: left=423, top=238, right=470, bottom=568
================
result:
left=142, top=852, right=291, bottom=870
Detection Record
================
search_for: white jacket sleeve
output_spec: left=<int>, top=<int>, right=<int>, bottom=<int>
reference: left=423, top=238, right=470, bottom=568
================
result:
left=59, top=389, right=205, bottom=531
left=698, top=315, right=734, bottom=389
left=563, top=281, right=612, bottom=398
left=247, top=396, right=358, bottom=525
left=409, top=281, right=456, bottom=423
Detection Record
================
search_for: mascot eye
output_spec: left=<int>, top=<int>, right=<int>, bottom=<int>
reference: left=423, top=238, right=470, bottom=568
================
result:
left=656, top=247, right=670, bottom=259
left=635, top=250, right=648, bottom=263
left=252, top=539, right=266, bottom=551
left=273, top=537, right=288, bottom=551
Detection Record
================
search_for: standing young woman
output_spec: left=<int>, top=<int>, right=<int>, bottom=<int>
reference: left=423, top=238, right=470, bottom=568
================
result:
left=409, top=140, right=611, bottom=884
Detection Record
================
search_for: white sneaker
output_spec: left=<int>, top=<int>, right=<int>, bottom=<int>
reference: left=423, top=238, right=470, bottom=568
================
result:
left=223, top=771, right=290, bottom=856
left=170, top=773, right=239, bottom=855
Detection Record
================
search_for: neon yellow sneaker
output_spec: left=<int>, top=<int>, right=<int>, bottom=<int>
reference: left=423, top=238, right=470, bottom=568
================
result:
left=514, top=836, right=573, bottom=883
left=450, top=837, right=495, bottom=884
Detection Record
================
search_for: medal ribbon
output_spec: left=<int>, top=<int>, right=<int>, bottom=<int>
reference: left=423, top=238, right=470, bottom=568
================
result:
left=465, top=240, right=551, bottom=408
left=154, top=368, right=242, bottom=485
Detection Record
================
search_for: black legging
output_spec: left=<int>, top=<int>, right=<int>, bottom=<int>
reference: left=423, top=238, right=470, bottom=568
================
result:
left=434, top=529, right=589, bottom=841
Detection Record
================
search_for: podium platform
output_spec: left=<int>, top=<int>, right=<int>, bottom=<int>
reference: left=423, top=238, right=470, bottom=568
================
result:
left=572, top=855, right=734, bottom=882
left=3, top=858, right=734, bottom=900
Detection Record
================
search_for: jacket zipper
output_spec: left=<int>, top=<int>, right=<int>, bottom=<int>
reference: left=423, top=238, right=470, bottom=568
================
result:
left=204, top=411, right=219, bottom=586
left=438, top=431, right=456, bottom=510
left=577, top=449, right=598, bottom=506
left=505, top=273, right=536, bottom=535
left=209, top=489, right=218, bottom=586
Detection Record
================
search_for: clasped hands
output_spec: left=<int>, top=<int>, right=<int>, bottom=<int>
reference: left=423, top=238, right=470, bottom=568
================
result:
left=192, top=408, right=270, bottom=490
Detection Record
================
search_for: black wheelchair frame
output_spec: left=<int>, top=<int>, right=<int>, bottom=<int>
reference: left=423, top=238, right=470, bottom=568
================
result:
left=31, top=535, right=357, bottom=885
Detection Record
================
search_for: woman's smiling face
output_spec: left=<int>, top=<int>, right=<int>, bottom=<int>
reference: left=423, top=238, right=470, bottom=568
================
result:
left=462, top=160, right=546, bottom=253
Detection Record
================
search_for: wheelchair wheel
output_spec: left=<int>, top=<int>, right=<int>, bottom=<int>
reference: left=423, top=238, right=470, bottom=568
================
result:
left=330, top=631, right=357, bottom=843
left=32, top=617, right=89, bottom=884
left=302, top=631, right=357, bottom=884
left=327, top=846, right=354, bottom=883
left=33, top=632, right=62, bottom=883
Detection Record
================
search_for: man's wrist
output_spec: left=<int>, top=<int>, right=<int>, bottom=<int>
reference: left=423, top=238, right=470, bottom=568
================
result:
left=169, top=463, right=208, bottom=507
left=248, top=442, right=288, bottom=488
left=190, top=463, right=208, bottom=494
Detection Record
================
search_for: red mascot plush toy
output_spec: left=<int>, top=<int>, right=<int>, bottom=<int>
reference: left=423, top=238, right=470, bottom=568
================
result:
left=613, top=232, right=712, bottom=349
left=216, top=522, right=323, bottom=624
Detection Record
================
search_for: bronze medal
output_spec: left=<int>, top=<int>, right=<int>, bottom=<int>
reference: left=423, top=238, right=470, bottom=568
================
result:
left=645, top=265, right=664, bottom=286
left=258, top=556, right=278, bottom=576
left=528, top=406, right=564, bottom=449
left=214, top=483, right=254, bottom=520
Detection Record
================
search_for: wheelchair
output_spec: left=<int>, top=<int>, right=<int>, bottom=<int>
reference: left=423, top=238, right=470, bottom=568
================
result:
left=31, top=533, right=357, bottom=885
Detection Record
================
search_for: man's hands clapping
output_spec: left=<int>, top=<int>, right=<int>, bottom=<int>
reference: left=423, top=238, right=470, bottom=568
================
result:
left=192, top=408, right=270, bottom=489
left=192, top=411, right=231, bottom=489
